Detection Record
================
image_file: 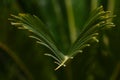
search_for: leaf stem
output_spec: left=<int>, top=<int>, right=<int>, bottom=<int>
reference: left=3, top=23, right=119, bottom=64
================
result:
left=54, top=56, right=69, bottom=70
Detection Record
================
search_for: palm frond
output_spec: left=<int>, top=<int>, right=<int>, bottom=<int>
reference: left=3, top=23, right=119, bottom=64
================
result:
left=9, top=6, right=115, bottom=70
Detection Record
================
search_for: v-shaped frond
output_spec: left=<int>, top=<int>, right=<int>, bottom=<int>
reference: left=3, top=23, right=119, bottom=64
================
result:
left=9, top=6, right=115, bottom=70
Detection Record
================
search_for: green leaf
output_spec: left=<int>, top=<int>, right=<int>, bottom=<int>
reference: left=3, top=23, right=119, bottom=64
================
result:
left=9, top=5, right=115, bottom=70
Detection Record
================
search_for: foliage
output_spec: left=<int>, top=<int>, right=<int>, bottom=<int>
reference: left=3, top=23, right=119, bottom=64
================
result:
left=9, top=6, right=115, bottom=71
left=0, top=0, right=120, bottom=80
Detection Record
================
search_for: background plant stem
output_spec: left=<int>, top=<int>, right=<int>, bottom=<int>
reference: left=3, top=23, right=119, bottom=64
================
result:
left=0, top=42, right=34, bottom=80
left=107, top=0, right=115, bottom=16
left=91, top=0, right=98, bottom=11
left=110, top=62, right=120, bottom=80
left=65, top=0, right=77, bottom=43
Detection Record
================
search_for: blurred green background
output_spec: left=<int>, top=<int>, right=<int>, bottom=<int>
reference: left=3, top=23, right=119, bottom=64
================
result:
left=0, top=0, right=120, bottom=80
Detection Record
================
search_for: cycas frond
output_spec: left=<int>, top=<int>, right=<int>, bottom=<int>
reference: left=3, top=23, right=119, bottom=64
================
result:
left=9, top=6, right=115, bottom=70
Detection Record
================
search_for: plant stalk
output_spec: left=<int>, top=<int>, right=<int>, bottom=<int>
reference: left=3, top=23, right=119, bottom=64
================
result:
left=65, top=0, right=77, bottom=43
left=0, top=42, right=34, bottom=80
left=91, top=0, right=98, bottom=11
